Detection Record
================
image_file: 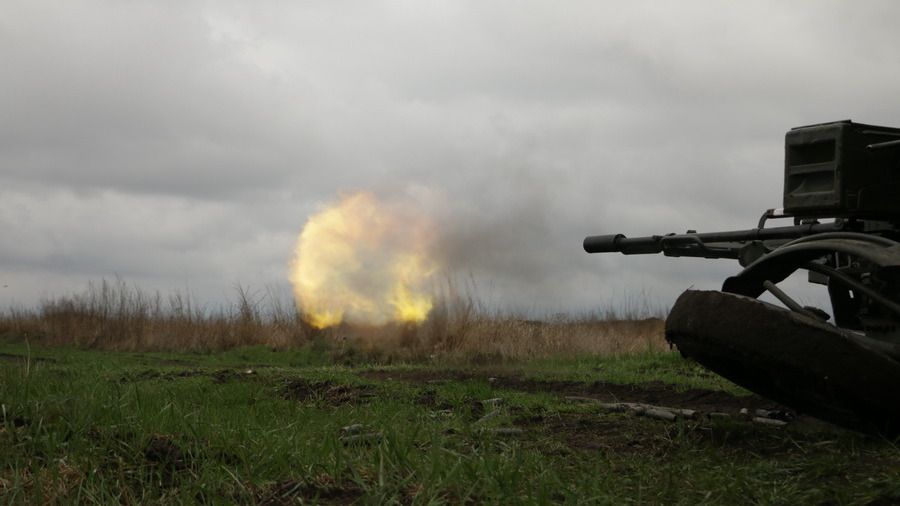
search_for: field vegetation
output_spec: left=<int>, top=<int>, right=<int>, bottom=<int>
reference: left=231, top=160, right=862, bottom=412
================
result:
left=0, top=278, right=666, bottom=359
left=1, top=281, right=899, bottom=504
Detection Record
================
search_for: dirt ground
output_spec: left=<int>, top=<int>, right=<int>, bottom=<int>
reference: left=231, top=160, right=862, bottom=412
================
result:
left=359, top=369, right=787, bottom=415
left=363, top=369, right=871, bottom=467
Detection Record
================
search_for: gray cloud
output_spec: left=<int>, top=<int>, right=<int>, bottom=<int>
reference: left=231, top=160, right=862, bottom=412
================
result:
left=2, top=0, right=900, bottom=314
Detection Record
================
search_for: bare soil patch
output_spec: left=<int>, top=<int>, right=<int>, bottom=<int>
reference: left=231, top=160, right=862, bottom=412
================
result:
left=360, top=369, right=784, bottom=416
left=118, top=368, right=255, bottom=384
left=134, top=356, right=199, bottom=367
left=367, top=369, right=858, bottom=458
left=509, top=409, right=848, bottom=458
left=143, top=434, right=189, bottom=471
left=512, top=412, right=663, bottom=454
left=255, top=478, right=363, bottom=505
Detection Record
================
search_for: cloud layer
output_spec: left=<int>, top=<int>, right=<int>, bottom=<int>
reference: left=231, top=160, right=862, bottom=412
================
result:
left=3, top=1, right=900, bottom=313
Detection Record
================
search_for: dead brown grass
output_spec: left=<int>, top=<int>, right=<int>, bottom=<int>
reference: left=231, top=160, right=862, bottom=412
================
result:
left=0, top=278, right=667, bottom=358
left=325, top=280, right=667, bottom=361
left=0, top=458, right=84, bottom=503
left=332, top=317, right=666, bottom=362
left=0, top=279, right=312, bottom=352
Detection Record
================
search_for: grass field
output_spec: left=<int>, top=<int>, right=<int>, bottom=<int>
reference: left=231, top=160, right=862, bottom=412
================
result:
left=2, top=339, right=900, bottom=505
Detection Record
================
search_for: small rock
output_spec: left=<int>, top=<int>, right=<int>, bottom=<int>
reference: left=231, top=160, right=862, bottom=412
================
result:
left=755, top=409, right=794, bottom=421
left=634, top=407, right=677, bottom=422
left=596, top=402, right=629, bottom=412
left=340, top=432, right=383, bottom=445
left=669, top=408, right=698, bottom=419
left=475, top=409, right=501, bottom=425
left=752, top=416, right=787, bottom=427
left=341, top=424, right=365, bottom=435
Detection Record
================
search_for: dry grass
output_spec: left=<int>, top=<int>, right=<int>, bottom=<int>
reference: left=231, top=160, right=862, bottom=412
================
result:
left=437, top=317, right=665, bottom=359
left=0, top=279, right=311, bottom=352
left=338, top=281, right=667, bottom=361
left=0, top=278, right=668, bottom=359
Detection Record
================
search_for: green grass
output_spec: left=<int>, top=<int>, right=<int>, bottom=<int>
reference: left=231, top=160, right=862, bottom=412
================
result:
left=1, top=342, right=899, bottom=504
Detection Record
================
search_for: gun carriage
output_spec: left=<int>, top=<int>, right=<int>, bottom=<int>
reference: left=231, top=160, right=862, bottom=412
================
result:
left=585, top=120, right=900, bottom=434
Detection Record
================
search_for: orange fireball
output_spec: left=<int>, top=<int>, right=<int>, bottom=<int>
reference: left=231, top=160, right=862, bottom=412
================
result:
left=290, top=191, right=438, bottom=328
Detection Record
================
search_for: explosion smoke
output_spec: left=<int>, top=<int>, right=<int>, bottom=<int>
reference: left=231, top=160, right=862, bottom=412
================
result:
left=289, top=191, right=439, bottom=328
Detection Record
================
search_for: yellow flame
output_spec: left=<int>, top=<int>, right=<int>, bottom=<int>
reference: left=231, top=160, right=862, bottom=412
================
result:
left=290, top=191, right=438, bottom=328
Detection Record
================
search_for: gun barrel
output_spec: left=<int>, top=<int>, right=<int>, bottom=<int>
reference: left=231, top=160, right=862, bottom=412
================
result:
left=583, top=234, right=663, bottom=254
left=584, top=222, right=848, bottom=258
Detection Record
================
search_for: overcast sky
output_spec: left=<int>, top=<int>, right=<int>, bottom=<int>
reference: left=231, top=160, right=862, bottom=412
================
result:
left=3, top=1, right=900, bottom=315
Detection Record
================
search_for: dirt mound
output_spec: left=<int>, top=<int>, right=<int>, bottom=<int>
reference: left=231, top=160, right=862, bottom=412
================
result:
left=143, top=434, right=188, bottom=470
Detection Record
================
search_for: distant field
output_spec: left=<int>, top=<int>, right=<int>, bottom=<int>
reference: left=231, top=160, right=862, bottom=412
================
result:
left=2, top=342, right=899, bottom=505
left=0, top=279, right=667, bottom=359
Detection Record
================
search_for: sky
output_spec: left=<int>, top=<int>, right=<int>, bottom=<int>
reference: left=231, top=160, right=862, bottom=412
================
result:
left=2, top=1, right=900, bottom=316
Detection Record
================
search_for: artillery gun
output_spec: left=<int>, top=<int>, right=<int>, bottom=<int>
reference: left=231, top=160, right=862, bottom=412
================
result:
left=584, top=120, right=900, bottom=434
